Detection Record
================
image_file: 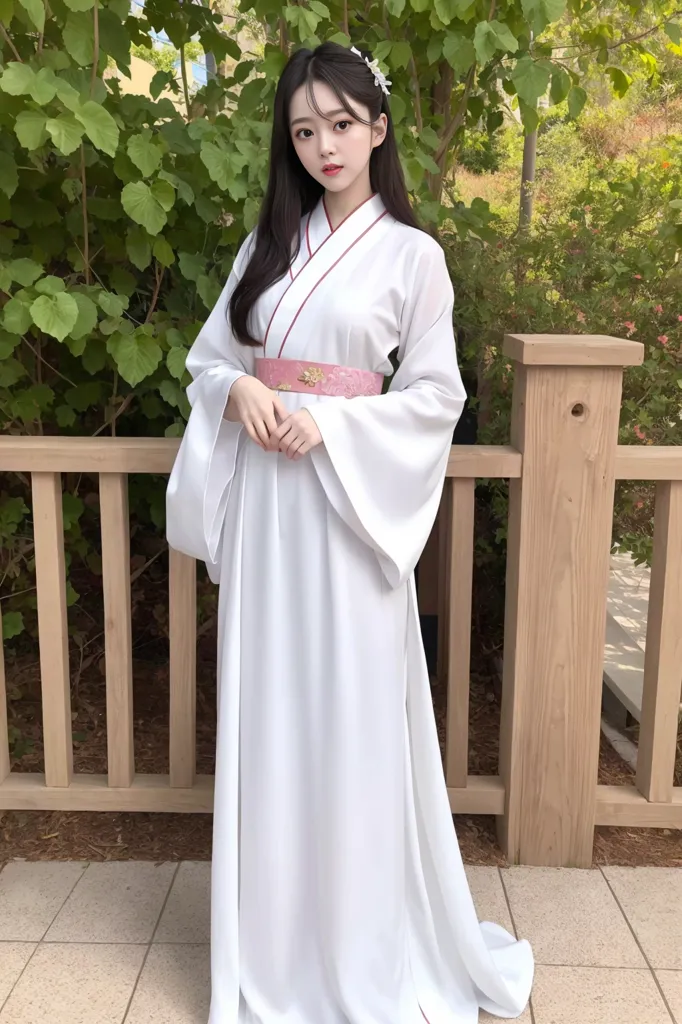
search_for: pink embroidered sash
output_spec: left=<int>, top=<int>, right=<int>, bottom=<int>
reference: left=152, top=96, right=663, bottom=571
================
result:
left=255, top=358, right=383, bottom=399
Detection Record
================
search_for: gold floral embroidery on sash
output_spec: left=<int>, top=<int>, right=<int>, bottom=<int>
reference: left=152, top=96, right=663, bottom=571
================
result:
left=298, top=367, right=326, bottom=387
left=272, top=382, right=292, bottom=391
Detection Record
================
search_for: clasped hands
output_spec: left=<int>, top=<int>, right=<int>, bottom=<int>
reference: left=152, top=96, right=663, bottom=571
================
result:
left=225, top=375, right=323, bottom=461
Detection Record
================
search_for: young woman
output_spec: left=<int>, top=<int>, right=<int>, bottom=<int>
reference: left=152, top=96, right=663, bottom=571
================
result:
left=166, top=40, right=533, bottom=1024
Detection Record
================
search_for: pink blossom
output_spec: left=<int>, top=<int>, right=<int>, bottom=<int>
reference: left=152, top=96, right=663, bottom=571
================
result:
left=655, top=304, right=663, bottom=313
left=584, top=204, right=592, bottom=211
left=658, top=335, right=669, bottom=345
left=633, top=274, right=642, bottom=280
left=634, top=425, right=646, bottom=440
left=576, top=311, right=586, bottom=323
left=623, top=321, right=637, bottom=335
left=591, top=228, right=600, bottom=234
left=678, top=315, right=682, bottom=322
left=636, top=501, right=644, bottom=509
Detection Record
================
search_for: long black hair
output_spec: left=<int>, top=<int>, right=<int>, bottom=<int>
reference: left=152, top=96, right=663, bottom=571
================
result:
left=229, top=41, right=422, bottom=346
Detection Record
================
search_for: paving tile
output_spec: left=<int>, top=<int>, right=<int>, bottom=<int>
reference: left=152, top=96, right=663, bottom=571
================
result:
left=155, top=862, right=210, bottom=944
left=0, top=862, right=86, bottom=941
left=655, top=971, right=682, bottom=1021
left=124, top=944, right=210, bottom=1024
left=0, top=944, right=36, bottom=1006
left=502, top=867, right=644, bottom=967
left=46, top=862, right=177, bottom=944
left=0, top=943, right=145, bottom=1024
left=603, top=867, right=682, bottom=970
left=531, top=966, right=672, bottom=1024
left=480, top=1007, right=532, bottom=1023
left=465, top=867, right=514, bottom=935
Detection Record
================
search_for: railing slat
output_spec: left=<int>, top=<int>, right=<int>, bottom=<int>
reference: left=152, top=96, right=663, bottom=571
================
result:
left=636, top=481, right=682, bottom=803
left=439, top=478, right=475, bottom=789
left=32, top=472, right=72, bottom=788
left=169, top=548, right=196, bottom=789
left=100, top=474, right=134, bottom=789
left=0, top=605, right=9, bottom=783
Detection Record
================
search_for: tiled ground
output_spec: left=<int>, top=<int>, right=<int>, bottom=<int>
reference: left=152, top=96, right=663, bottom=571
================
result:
left=0, top=860, right=681, bottom=1023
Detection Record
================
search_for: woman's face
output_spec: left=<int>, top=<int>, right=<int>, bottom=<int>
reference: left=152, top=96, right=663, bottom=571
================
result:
left=289, top=80, right=387, bottom=194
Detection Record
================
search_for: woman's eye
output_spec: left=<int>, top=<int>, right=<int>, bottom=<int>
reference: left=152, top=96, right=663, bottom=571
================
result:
left=335, top=120, right=351, bottom=131
left=296, top=128, right=313, bottom=139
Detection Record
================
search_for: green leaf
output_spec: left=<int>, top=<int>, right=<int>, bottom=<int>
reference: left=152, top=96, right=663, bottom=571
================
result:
left=518, top=98, right=540, bottom=133
left=153, top=236, right=175, bottom=267
left=63, top=0, right=95, bottom=8
left=56, top=404, right=77, bottom=427
left=74, top=101, right=119, bottom=157
left=69, top=293, right=98, bottom=339
left=521, top=0, right=566, bottom=34
left=35, top=275, right=66, bottom=295
left=550, top=67, right=571, bottom=105
left=308, top=0, right=329, bottom=14
left=0, top=357, right=26, bottom=386
left=2, top=611, right=24, bottom=641
left=159, top=170, right=194, bottom=206
left=0, top=330, right=20, bottom=358
left=0, top=62, right=36, bottom=96
left=121, top=181, right=167, bottom=235
left=97, top=7, right=130, bottom=69
left=511, top=56, right=550, bottom=105
left=97, top=291, right=127, bottom=317
left=474, top=20, right=519, bottom=63
left=127, top=131, right=163, bottom=176
left=14, top=110, right=49, bottom=150
left=567, top=85, right=587, bottom=119
left=3, top=296, right=32, bottom=334
left=150, top=70, right=174, bottom=100
left=17, top=0, right=44, bottom=31
left=427, top=36, right=443, bottom=64
left=54, top=78, right=82, bottom=111
left=29, top=67, right=59, bottom=105
left=391, top=42, right=411, bottom=69
left=606, top=66, right=632, bottom=98
left=415, top=149, right=441, bottom=174
left=167, top=345, right=188, bottom=380
left=62, top=12, right=95, bottom=66
left=107, top=329, right=162, bottom=386
left=443, top=33, right=476, bottom=73
left=200, top=140, right=231, bottom=189
left=386, top=0, right=406, bottom=15
left=151, top=178, right=175, bottom=212
left=0, top=153, right=18, bottom=199
left=125, top=226, right=152, bottom=270
left=10, top=258, right=43, bottom=286
left=665, top=22, right=681, bottom=45
left=197, top=273, right=222, bottom=311
left=0, top=0, right=13, bottom=21
left=46, top=114, right=85, bottom=156
left=30, top=292, right=79, bottom=341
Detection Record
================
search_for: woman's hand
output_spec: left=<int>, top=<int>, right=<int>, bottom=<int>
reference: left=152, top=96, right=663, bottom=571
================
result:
left=225, top=375, right=289, bottom=449
left=268, top=408, right=323, bottom=460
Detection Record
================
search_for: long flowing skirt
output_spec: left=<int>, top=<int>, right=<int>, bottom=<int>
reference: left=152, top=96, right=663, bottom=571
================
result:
left=208, top=412, right=533, bottom=1024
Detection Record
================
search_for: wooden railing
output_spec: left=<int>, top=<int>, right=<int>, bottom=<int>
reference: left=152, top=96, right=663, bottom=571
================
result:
left=2, top=333, right=681, bottom=866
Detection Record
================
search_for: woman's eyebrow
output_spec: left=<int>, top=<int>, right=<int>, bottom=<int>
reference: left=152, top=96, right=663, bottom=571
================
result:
left=291, top=108, right=348, bottom=127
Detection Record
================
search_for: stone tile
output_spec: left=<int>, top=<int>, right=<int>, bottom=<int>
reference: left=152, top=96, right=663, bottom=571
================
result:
left=531, top=966, right=672, bottom=1024
left=502, top=867, right=644, bottom=967
left=155, top=863, right=210, bottom=944
left=655, top=971, right=682, bottom=1020
left=46, top=862, right=177, bottom=944
left=465, top=867, right=514, bottom=935
left=603, top=867, right=682, bottom=969
left=0, top=944, right=36, bottom=1005
left=125, top=944, right=210, bottom=1024
left=0, top=862, right=86, bottom=941
left=0, top=943, right=145, bottom=1024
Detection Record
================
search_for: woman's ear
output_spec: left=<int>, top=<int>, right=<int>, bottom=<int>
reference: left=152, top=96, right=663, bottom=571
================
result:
left=371, top=113, right=388, bottom=149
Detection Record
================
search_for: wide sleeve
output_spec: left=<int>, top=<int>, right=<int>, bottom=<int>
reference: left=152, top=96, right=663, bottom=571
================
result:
left=165, top=234, right=255, bottom=583
left=308, top=240, right=465, bottom=589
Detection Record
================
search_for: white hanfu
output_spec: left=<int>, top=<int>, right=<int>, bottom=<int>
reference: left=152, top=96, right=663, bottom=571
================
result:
left=166, top=193, right=533, bottom=1024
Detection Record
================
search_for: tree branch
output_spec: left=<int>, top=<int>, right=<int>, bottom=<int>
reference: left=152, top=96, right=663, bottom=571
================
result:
left=80, top=145, right=91, bottom=285
left=145, top=262, right=165, bottom=323
left=342, top=0, right=349, bottom=37
left=435, top=64, right=475, bottom=165
left=179, top=43, right=192, bottom=119
left=550, top=10, right=682, bottom=55
left=92, top=392, right=135, bottom=437
left=90, top=0, right=99, bottom=98
left=21, top=337, right=77, bottom=388
left=0, top=22, right=23, bottom=62
left=410, top=55, right=423, bottom=132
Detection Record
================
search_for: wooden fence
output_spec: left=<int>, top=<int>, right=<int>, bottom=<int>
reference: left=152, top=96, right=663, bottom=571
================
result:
left=1, top=333, right=681, bottom=867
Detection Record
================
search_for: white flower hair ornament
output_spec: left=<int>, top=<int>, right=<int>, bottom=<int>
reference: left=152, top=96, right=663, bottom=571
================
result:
left=350, top=46, right=392, bottom=97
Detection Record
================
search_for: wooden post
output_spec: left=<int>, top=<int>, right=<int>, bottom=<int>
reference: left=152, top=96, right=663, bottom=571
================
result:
left=498, top=335, right=643, bottom=867
left=0, top=604, right=9, bottom=784
left=169, top=549, right=197, bottom=789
